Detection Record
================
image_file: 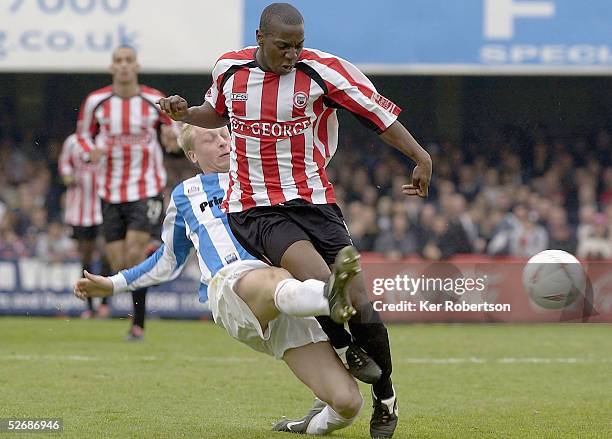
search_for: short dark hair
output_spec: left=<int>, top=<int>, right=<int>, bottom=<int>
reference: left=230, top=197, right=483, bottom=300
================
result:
left=259, top=3, right=303, bottom=33
left=113, top=44, right=137, bottom=57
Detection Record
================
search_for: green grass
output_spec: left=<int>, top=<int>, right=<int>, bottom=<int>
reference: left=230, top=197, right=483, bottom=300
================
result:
left=1, top=318, right=611, bottom=438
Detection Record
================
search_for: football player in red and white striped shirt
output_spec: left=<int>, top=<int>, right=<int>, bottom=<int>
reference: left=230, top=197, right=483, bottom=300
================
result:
left=159, top=4, right=432, bottom=436
left=77, top=45, right=178, bottom=340
left=59, top=133, right=110, bottom=319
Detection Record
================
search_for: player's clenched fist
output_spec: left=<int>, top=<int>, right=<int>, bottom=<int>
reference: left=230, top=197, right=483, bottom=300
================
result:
left=157, top=95, right=190, bottom=121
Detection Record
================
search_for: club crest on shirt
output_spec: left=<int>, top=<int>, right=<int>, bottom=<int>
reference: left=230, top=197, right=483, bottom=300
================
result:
left=231, top=92, right=248, bottom=101
left=205, top=88, right=213, bottom=98
left=187, top=185, right=200, bottom=195
left=224, top=252, right=238, bottom=264
left=293, top=91, right=308, bottom=109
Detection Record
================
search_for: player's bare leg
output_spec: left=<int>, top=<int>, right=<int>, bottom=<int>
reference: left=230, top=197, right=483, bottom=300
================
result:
left=274, top=342, right=363, bottom=434
left=105, top=231, right=150, bottom=340
left=280, top=240, right=383, bottom=384
left=233, top=266, right=363, bottom=434
left=234, top=265, right=353, bottom=330
left=124, top=230, right=151, bottom=267
left=283, top=241, right=397, bottom=437
left=77, top=239, right=97, bottom=318
left=233, top=267, right=291, bottom=327
left=123, top=229, right=151, bottom=340
left=105, top=240, right=127, bottom=273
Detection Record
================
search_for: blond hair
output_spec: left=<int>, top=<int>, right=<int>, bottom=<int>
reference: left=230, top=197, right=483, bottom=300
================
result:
left=178, top=123, right=195, bottom=157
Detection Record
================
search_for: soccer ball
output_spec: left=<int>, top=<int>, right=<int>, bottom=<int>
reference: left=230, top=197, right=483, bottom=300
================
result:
left=522, top=250, right=586, bottom=310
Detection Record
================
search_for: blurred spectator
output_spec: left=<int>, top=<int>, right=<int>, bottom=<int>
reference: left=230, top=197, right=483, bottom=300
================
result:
left=374, top=212, right=416, bottom=260
left=508, top=211, right=549, bottom=257
left=546, top=206, right=577, bottom=254
left=35, top=221, right=76, bottom=263
left=577, top=214, right=612, bottom=259
left=418, top=214, right=472, bottom=261
left=376, top=196, right=393, bottom=233
left=599, top=167, right=612, bottom=206
left=456, top=165, right=479, bottom=201
left=0, top=213, right=29, bottom=258
left=0, top=198, right=6, bottom=224
left=487, top=205, right=548, bottom=257
left=2, top=120, right=611, bottom=262
left=346, top=201, right=377, bottom=251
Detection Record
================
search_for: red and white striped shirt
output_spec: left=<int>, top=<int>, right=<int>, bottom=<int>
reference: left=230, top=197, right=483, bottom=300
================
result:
left=58, top=133, right=102, bottom=227
left=76, top=85, right=171, bottom=203
left=205, top=47, right=401, bottom=213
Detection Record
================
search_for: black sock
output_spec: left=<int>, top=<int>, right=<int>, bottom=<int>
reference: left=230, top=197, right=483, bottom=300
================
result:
left=348, top=301, right=394, bottom=399
left=100, top=258, right=111, bottom=306
left=100, top=257, right=112, bottom=276
left=132, top=288, right=147, bottom=329
left=83, top=263, right=95, bottom=311
left=315, top=316, right=352, bottom=349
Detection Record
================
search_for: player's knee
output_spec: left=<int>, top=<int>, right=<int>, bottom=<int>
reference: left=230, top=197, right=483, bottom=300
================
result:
left=329, top=387, right=363, bottom=419
left=267, top=267, right=292, bottom=284
left=125, top=247, right=146, bottom=267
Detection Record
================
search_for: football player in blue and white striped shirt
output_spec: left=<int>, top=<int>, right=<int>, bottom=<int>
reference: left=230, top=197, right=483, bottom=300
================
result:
left=74, top=124, right=364, bottom=435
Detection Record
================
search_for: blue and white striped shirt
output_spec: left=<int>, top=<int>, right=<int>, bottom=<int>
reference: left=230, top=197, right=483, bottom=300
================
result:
left=110, top=173, right=258, bottom=302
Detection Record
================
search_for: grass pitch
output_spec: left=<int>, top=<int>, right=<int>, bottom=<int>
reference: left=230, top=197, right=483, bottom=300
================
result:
left=1, top=317, right=611, bottom=438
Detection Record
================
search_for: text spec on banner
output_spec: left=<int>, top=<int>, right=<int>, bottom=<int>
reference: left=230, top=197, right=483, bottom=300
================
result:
left=245, top=0, right=612, bottom=74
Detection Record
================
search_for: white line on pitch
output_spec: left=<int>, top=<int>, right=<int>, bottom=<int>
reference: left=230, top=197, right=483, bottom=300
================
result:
left=398, top=357, right=612, bottom=364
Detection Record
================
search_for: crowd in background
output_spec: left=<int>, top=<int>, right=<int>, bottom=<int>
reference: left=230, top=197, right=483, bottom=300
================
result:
left=1, top=108, right=611, bottom=262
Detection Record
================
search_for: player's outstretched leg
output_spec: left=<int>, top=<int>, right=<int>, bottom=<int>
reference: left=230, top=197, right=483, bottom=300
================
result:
left=274, top=341, right=363, bottom=435
left=272, top=398, right=326, bottom=433
left=234, top=259, right=360, bottom=327
left=278, top=240, right=382, bottom=384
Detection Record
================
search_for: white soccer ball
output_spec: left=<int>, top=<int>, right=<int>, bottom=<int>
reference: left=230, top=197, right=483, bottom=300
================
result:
left=522, top=250, right=586, bottom=310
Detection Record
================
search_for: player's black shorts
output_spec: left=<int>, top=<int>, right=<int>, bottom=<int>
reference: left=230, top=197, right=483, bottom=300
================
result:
left=70, top=225, right=100, bottom=241
left=101, top=194, right=164, bottom=243
left=227, top=199, right=353, bottom=267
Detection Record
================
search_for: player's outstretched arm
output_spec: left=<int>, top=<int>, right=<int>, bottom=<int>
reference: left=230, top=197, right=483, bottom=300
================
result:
left=379, top=120, right=433, bottom=198
left=74, top=270, right=113, bottom=299
left=157, top=97, right=228, bottom=129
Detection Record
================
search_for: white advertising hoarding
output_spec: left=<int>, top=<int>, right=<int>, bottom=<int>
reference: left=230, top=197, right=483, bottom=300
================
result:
left=0, top=0, right=243, bottom=72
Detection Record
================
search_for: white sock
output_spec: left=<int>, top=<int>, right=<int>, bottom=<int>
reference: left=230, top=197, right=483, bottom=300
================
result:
left=305, top=403, right=361, bottom=435
left=273, top=278, right=330, bottom=317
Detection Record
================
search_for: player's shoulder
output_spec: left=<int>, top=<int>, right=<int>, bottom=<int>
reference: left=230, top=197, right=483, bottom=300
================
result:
left=171, top=175, right=202, bottom=199
left=299, top=48, right=371, bottom=85
left=213, top=47, right=257, bottom=73
left=217, top=46, right=257, bottom=63
left=299, top=47, right=345, bottom=64
left=64, top=133, right=78, bottom=145
left=140, top=85, right=166, bottom=99
left=84, top=85, right=113, bottom=102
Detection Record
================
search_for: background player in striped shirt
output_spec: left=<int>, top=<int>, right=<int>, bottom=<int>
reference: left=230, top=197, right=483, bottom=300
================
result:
left=77, top=45, right=179, bottom=340
left=58, top=132, right=110, bottom=319
left=158, top=4, right=433, bottom=437
left=73, top=124, right=364, bottom=435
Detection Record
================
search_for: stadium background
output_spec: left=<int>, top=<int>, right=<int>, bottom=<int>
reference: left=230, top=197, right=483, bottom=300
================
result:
left=0, top=0, right=611, bottom=320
